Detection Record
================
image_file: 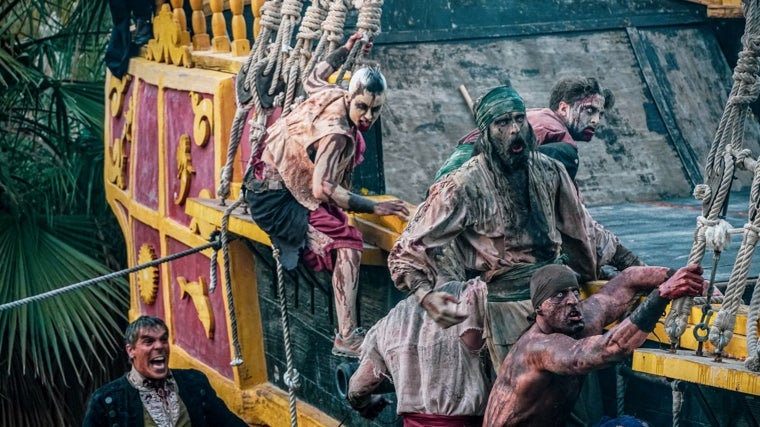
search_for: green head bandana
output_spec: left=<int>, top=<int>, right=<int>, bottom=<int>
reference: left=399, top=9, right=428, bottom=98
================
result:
left=474, top=86, right=526, bottom=132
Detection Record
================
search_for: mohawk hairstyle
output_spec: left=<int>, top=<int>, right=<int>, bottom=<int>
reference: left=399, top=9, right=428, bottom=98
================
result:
left=348, top=66, right=387, bottom=97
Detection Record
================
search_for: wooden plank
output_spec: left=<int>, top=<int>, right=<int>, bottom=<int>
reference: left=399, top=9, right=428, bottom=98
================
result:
left=632, top=348, right=760, bottom=396
left=185, top=197, right=390, bottom=266
left=626, top=26, right=703, bottom=186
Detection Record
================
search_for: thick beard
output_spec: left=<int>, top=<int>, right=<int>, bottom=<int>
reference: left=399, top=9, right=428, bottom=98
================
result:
left=488, top=127, right=535, bottom=173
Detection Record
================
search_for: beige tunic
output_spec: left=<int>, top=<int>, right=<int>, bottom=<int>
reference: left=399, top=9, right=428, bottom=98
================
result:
left=260, top=61, right=357, bottom=211
left=356, top=280, right=490, bottom=416
left=390, top=152, right=600, bottom=295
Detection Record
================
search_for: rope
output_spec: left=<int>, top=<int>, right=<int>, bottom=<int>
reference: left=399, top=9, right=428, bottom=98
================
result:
left=334, top=0, right=384, bottom=83
left=282, top=0, right=329, bottom=115
left=216, top=197, right=247, bottom=366
left=664, top=0, right=760, bottom=348
left=273, top=248, right=301, bottom=427
left=304, top=0, right=351, bottom=79
left=745, top=273, right=760, bottom=370
left=615, top=364, right=626, bottom=417
left=671, top=380, right=683, bottom=427
left=0, top=236, right=222, bottom=312
left=709, top=158, right=760, bottom=355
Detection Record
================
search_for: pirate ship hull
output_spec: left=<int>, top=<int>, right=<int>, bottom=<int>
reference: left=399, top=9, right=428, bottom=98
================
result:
left=105, top=0, right=760, bottom=425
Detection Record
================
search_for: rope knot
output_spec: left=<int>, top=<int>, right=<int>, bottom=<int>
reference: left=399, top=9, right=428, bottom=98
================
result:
left=284, top=368, right=301, bottom=391
left=693, top=184, right=711, bottom=202
left=703, top=218, right=732, bottom=252
left=745, top=223, right=760, bottom=245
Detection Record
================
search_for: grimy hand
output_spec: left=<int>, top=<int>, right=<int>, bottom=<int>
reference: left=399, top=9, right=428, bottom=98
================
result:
left=420, top=291, right=468, bottom=328
left=345, top=32, right=373, bottom=54
left=373, top=199, right=410, bottom=219
left=659, top=264, right=706, bottom=300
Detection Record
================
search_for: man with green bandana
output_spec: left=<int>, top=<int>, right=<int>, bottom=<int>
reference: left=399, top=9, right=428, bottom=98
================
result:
left=388, top=85, right=632, bottom=369
left=484, top=264, right=705, bottom=426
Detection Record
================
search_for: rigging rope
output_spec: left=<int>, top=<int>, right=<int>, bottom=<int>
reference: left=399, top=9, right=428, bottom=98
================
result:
left=663, top=0, right=760, bottom=355
left=0, top=234, right=225, bottom=312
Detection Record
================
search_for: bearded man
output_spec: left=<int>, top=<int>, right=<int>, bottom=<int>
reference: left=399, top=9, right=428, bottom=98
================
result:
left=389, top=85, right=637, bottom=368
left=437, top=76, right=614, bottom=182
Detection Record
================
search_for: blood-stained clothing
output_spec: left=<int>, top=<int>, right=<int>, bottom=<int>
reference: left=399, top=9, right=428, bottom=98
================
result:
left=245, top=48, right=365, bottom=271
left=349, top=280, right=490, bottom=423
left=390, top=151, right=603, bottom=364
left=527, top=108, right=575, bottom=146
left=391, top=152, right=599, bottom=293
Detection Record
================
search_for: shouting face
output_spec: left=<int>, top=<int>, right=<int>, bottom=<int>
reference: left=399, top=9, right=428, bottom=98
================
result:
left=347, top=89, right=385, bottom=132
left=559, top=94, right=606, bottom=142
left=539, top=287, right=584, bottom=335
left=126, top=326, right=170, bottom=380
left=488, top=111, right=533, bottom=170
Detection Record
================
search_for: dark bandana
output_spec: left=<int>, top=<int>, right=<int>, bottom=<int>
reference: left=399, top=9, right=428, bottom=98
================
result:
left=530, top=264, right=579, bottom=309
left=474, top=86, right=526, bottom=132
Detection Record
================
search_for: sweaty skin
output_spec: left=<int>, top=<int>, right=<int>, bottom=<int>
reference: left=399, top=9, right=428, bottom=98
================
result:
left=483, top=265, right=706, bottom=427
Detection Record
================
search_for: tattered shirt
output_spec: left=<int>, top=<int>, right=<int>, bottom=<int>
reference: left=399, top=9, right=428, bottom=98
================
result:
left=358, top=280, right=490, bottom=416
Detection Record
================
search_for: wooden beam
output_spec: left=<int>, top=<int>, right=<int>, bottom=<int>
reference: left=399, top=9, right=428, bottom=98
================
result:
left=632, top=348, right=760, bottom=396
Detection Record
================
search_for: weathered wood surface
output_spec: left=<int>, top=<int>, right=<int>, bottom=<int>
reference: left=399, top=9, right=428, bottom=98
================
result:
left=374, top=23, right=760, bottom=206
left=251, top=242, right=405, bottom=427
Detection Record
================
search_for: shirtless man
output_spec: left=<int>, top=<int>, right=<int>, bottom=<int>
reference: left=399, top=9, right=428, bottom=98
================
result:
left=483, top=263, right=706, bottom=427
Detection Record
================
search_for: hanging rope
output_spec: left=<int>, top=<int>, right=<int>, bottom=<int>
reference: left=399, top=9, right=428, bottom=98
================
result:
left=664, top=0, right=760, bottom=350
left=304, top=0, right=352, bottom=80
left=0, top=234, right=224, bottom=312
left=671, top=380, right=683, bottom=427
left=334, top=0, right=384, bottom=83
left=274, top=249, right=301, bottom=427
left=281, top=0, right=329, bottom=115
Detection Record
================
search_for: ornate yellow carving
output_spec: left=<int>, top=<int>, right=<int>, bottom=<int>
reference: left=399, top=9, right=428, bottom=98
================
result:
left=178, top=276, right=215, bottom=339
left=190, top=92, right=213, bottom=147
left=108, top=74, right=132, bottom=118
left=107, top=96, right=134, bottom=189
left=189, top=189, right=219, bottom=237
left=175, top=134, right=196, bottom=205
left=146, top=4, right=194, bottom=68
left=137, top=244, right=159, bottom=304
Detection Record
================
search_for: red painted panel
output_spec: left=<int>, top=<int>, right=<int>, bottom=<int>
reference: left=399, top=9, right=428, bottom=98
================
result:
left=167, top=237, right=233, bottom=379
left=165, top=89, right=217, bottom=226
left=132, top=220, right=164, bottom=319
left=134, top=81, right=160, bottom=210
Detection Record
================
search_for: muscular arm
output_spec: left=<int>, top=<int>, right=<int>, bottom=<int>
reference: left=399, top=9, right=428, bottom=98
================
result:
left=581, top=265, right=703, bottom=333
left=535, top=267, right=704, bottom=375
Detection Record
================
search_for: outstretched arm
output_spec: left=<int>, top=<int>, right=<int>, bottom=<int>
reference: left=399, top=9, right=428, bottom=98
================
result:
left=304, top=33, right=371, bottom=95
left=538, top=267, right=705, bottom=375
left=311, top=135, right=409, bottom=219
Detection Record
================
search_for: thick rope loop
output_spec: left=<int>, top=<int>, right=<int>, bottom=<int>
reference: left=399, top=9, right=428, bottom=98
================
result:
left=693, top=184, right=712, bottom=202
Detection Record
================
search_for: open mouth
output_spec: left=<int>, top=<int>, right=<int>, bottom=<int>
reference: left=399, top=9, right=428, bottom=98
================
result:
left=358, top=120, right=372, bottom=131
left=567, top=309, right=583, bottom=321
left=150, top=356, right=167, bottom=369
left=510, top=139, right=525, bottom=154
left=582, top=127, right=595, bottom=139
